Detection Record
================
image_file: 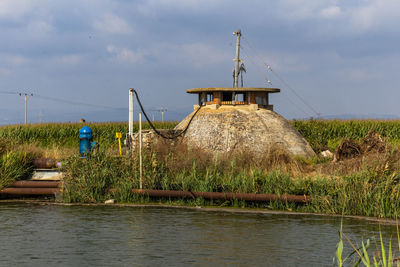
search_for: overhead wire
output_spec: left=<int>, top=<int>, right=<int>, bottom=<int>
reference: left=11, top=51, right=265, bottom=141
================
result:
left=0, top=90, right=126, bottom=110
left=240, top=47, right=311, bottom=117
left=242, top=36, right=321, bottom=118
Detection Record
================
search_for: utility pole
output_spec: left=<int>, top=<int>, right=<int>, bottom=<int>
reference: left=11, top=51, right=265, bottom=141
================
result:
left=128, top=88, right=134, bottom=141
left=157, top=108, right=167, bottom=122
left=139, top=112, right=143, bottom=190
left=19, top=93, right=33, bottom=125
left=233, top=29, right=242, bottom=89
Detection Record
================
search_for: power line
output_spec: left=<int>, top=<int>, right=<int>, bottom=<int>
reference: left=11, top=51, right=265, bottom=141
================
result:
left=0, top=91, right=19, bottom=95
left=0, top=90, right=126, bottom=110
left=242, top=36, right=321, bottom=118
left=34, top=94, right=125, bottom=110
left=240, top=46, right=311, bottom=117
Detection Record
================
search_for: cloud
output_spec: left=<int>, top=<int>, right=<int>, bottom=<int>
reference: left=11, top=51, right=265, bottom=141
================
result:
left=350, top=0, right=400, bottom=32
left=94, top=14, right=133, bottom=34
left=320, top=5, right=342, bottom=18
left=0, top=67, right=10, bottom=76
left=107, top=45, right=144, bottom=63
left=57, top=54, right=82, bottom=65
left=5, top=55, right=28, bottom=66
left=0, top=0, right=35, bottom=20
left=179, top=43, right=231, bottom=68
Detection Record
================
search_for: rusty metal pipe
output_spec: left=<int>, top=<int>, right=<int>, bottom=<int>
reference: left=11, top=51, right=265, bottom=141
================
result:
left=0, top=187, right=58, bottom=195
left=130, top=189, right=311, bottom=203
left=0, top=185, right=310, bottom=203
left=33, top=158, right=58, bottom=169
left=10, top=181, right=60, bottom=188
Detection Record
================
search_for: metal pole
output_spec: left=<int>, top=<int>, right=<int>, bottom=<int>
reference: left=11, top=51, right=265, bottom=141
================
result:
left=233, top=29, right=241, bottom=88
left=139, top=112, right=143, bottom=190
left=129, top=88, right=134, bottom=140
left=24, top=94, right=27, bottom=124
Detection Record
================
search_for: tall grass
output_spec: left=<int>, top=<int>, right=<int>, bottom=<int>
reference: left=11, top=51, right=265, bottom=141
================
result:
left=0, top=139, right=34, bottom=190
left=334, top=224, right=397, bottom=267
left=60, top=143, right=400, bottom=219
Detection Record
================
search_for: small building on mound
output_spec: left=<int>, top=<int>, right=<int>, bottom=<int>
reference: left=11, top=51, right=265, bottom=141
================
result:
left=173, top=30, right=315, bottom=158
left=174, top=87, right=315, bottom=158
left=131, top=29, right=315, bottom=158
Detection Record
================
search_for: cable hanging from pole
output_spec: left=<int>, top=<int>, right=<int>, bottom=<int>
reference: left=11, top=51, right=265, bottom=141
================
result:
left=131, top=89, right=201, bottom=140
left=240, top=47, right=311, bottom=117
left=242, top=36, right=321, bottom=118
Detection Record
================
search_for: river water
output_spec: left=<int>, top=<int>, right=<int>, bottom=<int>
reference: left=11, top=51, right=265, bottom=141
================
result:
left=0, top=203, right=398, bottom=266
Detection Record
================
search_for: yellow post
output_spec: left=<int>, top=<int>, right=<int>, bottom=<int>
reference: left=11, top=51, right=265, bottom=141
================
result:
left=116, top=132, right=122, bottom=156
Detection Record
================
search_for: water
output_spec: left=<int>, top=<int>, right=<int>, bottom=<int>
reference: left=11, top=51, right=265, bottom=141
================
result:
left=0, top=203, right=397, bottom=266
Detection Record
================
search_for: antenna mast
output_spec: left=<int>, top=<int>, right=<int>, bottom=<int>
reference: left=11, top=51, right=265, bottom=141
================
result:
left=233, top=29, right=242, bottom=88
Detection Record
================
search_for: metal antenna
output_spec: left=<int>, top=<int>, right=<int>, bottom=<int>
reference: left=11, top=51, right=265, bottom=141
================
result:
left=233, top=29, right=242, bottom=88
left=19, top=92, right=33, bottom=124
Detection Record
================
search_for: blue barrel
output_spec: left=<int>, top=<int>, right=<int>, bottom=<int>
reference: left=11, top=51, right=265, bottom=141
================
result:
left=79, top=126, right=93, bottom=157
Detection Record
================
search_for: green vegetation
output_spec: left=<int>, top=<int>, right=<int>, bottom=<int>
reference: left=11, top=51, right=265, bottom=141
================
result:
left=0, top=139, right=34, bottom=190
left=0, top=121, right=177, bottom=148
left=334, top=223, right=399, bottom=267
left=291, top=119, right=400, bottom=152
left=3, top=119, right=400, bottom=219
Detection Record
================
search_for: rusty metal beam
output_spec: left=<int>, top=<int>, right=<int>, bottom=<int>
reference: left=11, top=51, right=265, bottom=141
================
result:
left=10, top=181, right=60, bottom=188
left=33, top=158, right=58, bottom=169
left=130, top=189, right=311, bottom=203
left=0, top=184, right=311, bottom=203
left=0, top=187, right=58, bottom=195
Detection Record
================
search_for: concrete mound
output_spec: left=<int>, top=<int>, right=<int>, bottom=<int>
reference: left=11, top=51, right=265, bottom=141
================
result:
left=175, top=106, right=315, bottom=158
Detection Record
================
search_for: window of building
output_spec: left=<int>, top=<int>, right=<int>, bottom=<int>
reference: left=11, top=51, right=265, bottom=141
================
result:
left=236, top=93, right=245, bottom=102
left=255, top=92, right=267, bottom=106
left=222, top=92, right=232, bottom=101
left=207, top=92, right=214, bottom=102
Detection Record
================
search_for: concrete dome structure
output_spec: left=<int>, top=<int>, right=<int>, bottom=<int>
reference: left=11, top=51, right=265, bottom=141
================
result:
left=175, top=87, right=315, bottom=158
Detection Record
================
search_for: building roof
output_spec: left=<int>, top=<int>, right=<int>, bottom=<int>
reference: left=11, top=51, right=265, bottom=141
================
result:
left=186, top=87, right=280, bottom=94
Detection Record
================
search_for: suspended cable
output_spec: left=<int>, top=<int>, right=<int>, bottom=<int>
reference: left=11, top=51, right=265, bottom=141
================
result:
left=240, top=47, right=273, bottom=86
left=242, top=37, right=321, bottom=117
left=131, top=89, right=201, bottom=140
left=241, top=47, right=310, bottom=117
left=0, top=91, right=19, bottom=95
left=34, top=94, right=125, bottom=110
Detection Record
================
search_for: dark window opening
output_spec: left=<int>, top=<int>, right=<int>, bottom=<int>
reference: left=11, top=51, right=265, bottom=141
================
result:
left=222, top=92, right=232, bottom=101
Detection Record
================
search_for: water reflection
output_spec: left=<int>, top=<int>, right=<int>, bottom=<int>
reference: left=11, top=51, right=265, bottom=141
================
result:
left=0, top=203, right=397, bottom=266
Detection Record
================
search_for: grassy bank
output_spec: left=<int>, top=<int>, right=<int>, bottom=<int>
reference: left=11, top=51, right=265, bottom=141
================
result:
left=0, top=139, right=34, bottom=190
left=2, top=120, right=400, bottom=218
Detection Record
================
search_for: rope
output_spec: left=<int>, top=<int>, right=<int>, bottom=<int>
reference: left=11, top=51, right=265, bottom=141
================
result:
left=132, top=89, right=201, bottom=140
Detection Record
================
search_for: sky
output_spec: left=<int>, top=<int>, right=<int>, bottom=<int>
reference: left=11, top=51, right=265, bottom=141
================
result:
left=0, top=0, right=399, bottom=124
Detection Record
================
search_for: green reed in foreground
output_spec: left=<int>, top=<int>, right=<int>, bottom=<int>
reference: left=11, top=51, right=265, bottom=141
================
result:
left=334, top=223, right=398, bottom=267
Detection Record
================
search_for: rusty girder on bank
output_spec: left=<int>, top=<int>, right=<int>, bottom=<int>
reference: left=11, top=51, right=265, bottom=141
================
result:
left=0, top=181, right=311, bottom=203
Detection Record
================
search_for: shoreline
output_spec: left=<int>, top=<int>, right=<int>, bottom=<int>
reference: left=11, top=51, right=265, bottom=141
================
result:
left=1, top=199, right=398, bottom=226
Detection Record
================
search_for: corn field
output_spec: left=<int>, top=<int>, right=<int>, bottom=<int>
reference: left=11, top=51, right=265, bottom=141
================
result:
left=0, top=121, right=178, bottom=148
